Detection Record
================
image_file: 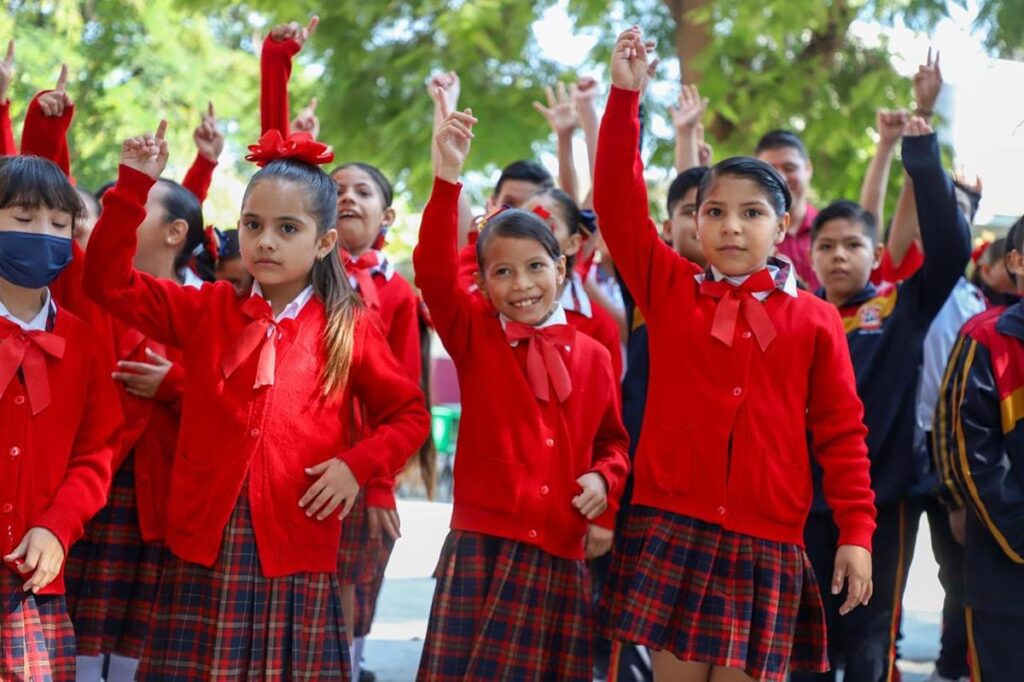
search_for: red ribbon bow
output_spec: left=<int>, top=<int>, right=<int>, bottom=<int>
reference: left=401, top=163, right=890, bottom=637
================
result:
left=0, top=324, right=66, bottom=415
left=698, top=269, right=779, bottom=351
left=504, top=321, right=574, bottom=403
left=341, top=250, right=381, bottom=310
left=222, top=296, right=278, bottom=388
left=245, top=130, right=335, bottom=168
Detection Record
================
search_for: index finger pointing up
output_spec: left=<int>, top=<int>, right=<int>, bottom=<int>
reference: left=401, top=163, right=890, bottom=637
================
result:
left=437, top=88, right=451, bottom=119
left=155, top=119, right=168, bottom=141
left=55, top=64, right=68, bottom=93
left=305, top=15, right=320, bottom=39
left=207, top=100, right=215, bottom=119
left=3, top=40, right=13, bottom=66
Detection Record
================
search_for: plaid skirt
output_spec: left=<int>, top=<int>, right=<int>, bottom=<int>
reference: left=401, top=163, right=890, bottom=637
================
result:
left=137, top=483, right=350, bottom=681
left=602, top=505, right=828, bottom=681
left=354, top=535, right=395, bottom=637
left=0, top=568, right=76, bottom=681
left=417, top=531, right=592, bottom=682
left=337, top=492, right=368, bottom=585
left=64, top=452, right=165, bottom=658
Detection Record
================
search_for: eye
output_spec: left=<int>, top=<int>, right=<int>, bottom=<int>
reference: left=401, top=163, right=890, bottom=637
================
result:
left=744, top=208, right=762, bottom=218
left=14, top=217, right=31, bottom=224
left=244, top=220, right=260, bottom=231
left=706, top=207, right=722, bottom=217
left=682, top=207, right=697, bottom=217
left=281, top=223, right=298, bottom=234
left=494, top=266, right=510, bottom=277
left=817, top=243, right=832, bottom=251
left=529, top=261, right=547, bottom=271
left=51, top=221, right=69, bottom=229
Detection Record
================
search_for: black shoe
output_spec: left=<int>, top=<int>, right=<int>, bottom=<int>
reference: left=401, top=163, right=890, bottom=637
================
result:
left=359, top=669, right=377, bottom=682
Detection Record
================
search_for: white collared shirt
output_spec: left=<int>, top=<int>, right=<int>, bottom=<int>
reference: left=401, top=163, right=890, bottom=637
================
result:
left=500, top=305, right=569, bottom=348
left=704, top=261, right=799, bottom=301
left=0, top=289, right=55, bottom=332
left=251, top=282, right=315, bottom=323
left=557, top=271, right=593, bottom=318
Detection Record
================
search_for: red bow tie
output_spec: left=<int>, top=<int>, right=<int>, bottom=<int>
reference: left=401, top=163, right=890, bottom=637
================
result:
left=504, top=321, right=574, bottom=403
left=0, top=323, right=66, bottom=415
left=222, top=296, right=278, bottom=388
left=342, top=250, right=381, bottom=310
left=698, top=269, right=778, bottom=351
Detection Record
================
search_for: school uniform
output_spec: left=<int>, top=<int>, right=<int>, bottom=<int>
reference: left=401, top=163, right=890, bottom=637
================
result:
left=84, top=164, right=431, bottom=681
left=413, top=178, right=630, bottom=682
left=593, top=86, right=876, bottom=682
left=260, top=33, right=300, bottom=136
left=794, top=132, right=972, bottom=682
left=181, top=152, right=217, bottom=204
left=561, top=270, right=624, bottom=381
left=937, top=301, right=1024, bottom=682
left=0, top=98, right=15, bottom=156
left=0, top=292, right=122, bottom=681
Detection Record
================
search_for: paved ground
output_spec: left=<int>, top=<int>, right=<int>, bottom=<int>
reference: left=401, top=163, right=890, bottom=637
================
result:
left=360, top=500, right=948, bottom=682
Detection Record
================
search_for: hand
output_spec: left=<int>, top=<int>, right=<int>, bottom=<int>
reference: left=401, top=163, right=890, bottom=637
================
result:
left=113, top=349, right=173, bottom=399
left=367, top=506, right=401, bottom=541
left=904, top=115, right=933, bottom=137
left=572, top=76, right=600, bottom=112
left=269, top=15, right=319, bottom=47
left=584, top=524, right=613, bottom=559
left=121, top=120, right=169, bottom=180
left=37, top=64, right=72, bottom=117
left=611, top=26, right=654, bottom=92
left=876, top=108, right=908, bottom=147
left=573, top=472, right=608, bottom=519
left=913, top=47, right=942, bottom=115
left=953, top=167, right=982, bottom=195
left=697, top=123, right=713, bottom=166
left=4, top=527, right=64, bottom=594
left=300, top=458, right=359, bottom=521
left=833, top=544, right=873, bottom=615
left=434, top=97, right=477, bottom=183
left=291, top=97, right=320, bottom=139
left=193, top=101, right=224, bottom=162
left=949, top=508, right=966, bottom=545
left=428, top=70, right=461, bottom=114
left=533, top=82, right=577, bottom=136
left=669, top=84, right=708, bottom=132
left=0, top=40, right=13, bottom=102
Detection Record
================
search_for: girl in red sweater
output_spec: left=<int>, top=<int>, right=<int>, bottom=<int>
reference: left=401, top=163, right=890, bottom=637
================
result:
left=0, top=155, right=121, bottom=681
left=84, top=122, right=430, bottom=681
left=414, top=101, right=630, bottom=681
left=596, top=29, right=876, bottom=682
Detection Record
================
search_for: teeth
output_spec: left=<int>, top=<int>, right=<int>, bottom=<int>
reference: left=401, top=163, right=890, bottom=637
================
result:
left=512, top=299, right=538, bottom=308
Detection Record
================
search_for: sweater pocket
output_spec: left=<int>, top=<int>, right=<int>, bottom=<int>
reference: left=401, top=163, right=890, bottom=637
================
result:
left=758, top=450, right=810, bottom=525
left=456, top=455, right=524, bottom=514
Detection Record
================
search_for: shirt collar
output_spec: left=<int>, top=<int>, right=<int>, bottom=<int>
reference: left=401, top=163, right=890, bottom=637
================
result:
left=0, top=289, right=56, bottom=332
left=558, top=271, right=593, bottom=317
left=179, top=266, right=205, bottom=290
left=696, top=256, right=798, bottom=301
left=250, top=281, right=315, bottom=322
left=501, top=305, right=569, bottom=347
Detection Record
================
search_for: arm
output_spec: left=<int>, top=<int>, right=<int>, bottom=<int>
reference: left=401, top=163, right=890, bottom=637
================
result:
left=807, top=308, right=877, bottom=551
left=0, top=41, right=14, bottom=156
left=427, top=72, right=476, bottom=248
left=181, top=101, right=223, bottom=203
left=573, top=77, right=600, bottom=182
left=21, top=67, right=74, bottom=175
left=669, top=84, right=707, bottom=172
left=260, top=17, right=318, bottom=136
left=533, top=82, right=579, bottom=201
left=861, top=108, right=905, bottom=228
left=951, top=336, right=1024, bottom=563
left=934, top=331, right=971, bottom=510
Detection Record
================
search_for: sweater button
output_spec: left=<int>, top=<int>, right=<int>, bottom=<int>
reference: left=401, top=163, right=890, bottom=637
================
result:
left=1, top=504, right=11, bottom=514
left=9, top=447, right=19, bottom=458
left=540, top=485, right=550, bottom=496
left=742, top=331, right=752, bottom=339
left=249, top=428, right=260, bottom=438
left=717, top=506, right=726, bottom=516
left=528, top=529, right=538, bottom=539
left=12, top=396, right=24, bottom=406
left=544, top=438, right=554, bottom=447
left=732, top=387, right=742, bottom=397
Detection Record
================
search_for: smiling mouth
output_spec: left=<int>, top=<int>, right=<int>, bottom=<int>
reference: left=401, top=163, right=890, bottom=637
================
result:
left=510, top=297, right=540, bottom=309
left=338, top=210, right=361, bottom=219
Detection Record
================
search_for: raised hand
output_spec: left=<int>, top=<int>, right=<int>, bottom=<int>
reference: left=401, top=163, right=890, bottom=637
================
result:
left=572, top=76, right=600, bottom=108
left=669, top=83, right=708, bottom=132
left=533, top=82, right=577, bottom=136
left=121, top=120, right=169, bottom=180
left=37, top=64, right=72, bottom=117
left=0, top=40, right=14, bottom=102
left=291, top=97, right=320, bottom=139
left=913, top=47, right=942, bottom=116
left=611, top=26, right=653, bottom=92
left=428, top=70, right=461, bottom=114
left=876, top=108, right=908, bottom=147
left=194, top=101, right=225, bottom=162
left=904, top=115, right=933, bottom=137
left=434, top=97, right=477, bottom=183
left=269, top=15, right=319, bottom=47
left=954, top=167, right=982, bottom=195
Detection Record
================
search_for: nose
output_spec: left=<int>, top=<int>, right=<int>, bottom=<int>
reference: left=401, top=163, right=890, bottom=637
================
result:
left=256, top=230, right=276, bottom=251
left=511, top=270, right=532, bottom=290
left=721, top=213, right=742, bottom=235
left=832, top=245, right=849, bottom=262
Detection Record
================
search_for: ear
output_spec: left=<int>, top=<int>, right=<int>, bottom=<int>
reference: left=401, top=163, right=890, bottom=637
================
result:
left=775, top=212, right=791, bottom=245
left=485, top=195, right=498, bottom=214
left=1007, top=249, right=1024, bottom=278
left=165, top=218, right=188, bottom=249
left=316, top=228, right=339, bottom=259
left=564, top=233, right=583, bottom=258
left=662, top=219, right=673, bottom=241
left=472, top=270, right=489, bottom=300
left=381, top=206, right=396, bottom=229
left=872, top=241, right=885, bottom=269
left=555, top=254, right=567, bottom=286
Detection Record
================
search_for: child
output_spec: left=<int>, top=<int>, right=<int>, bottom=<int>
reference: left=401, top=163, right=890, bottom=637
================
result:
left=938, top=218, right=1024, bottom=681
left=797, top=116, right=970, bottom=682
left=415, top=101, right=629, bottom=681
left=596, top=29, right=876, bottom=681
left=0, top=154, right=121, bottom=680
left=83, top=122, right=430, bottom=681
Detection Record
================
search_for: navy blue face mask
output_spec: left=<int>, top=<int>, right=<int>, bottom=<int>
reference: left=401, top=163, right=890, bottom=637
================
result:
left=0, top=231, right=73, bottom=289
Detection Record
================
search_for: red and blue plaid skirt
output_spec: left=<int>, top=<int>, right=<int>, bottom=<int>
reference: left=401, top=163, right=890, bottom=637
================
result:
left=0, top=567, right=76, bottom=681
left=64, top=452, right=164, bottom=658
left=417, top=530, right=593, bottom=682
left=602, top=505, right=829, bottom=681
left=137, top=483, right=350, bottom=681
left=353, top=534, right=395, bottom=637
left=337, top=492, right=368, bottom=585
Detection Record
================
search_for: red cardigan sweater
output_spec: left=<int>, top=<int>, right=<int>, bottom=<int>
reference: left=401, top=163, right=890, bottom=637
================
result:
left=260, top=34, right=299, bottom=136
left=594, top=87, right=876, bottom=550
left=0, top=310, right=121, bottom=594
left=0, top=99, right=15, bottom=156
left=20, top=90, right=72, bottom=176
left=84, top=165, right=431, bottom=576
left=414, top=178, right=630, bottom=561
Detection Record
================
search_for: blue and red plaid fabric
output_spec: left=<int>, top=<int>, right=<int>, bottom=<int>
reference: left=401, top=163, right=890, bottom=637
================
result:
left=602, top=505, right=828, bottom=681
left=0, top=567, right=75, bottom=681
left=353, top=534, right=395, bottom=637
left=417, top=530, right=593, bottom=682
left=337, top=491, right=368, bottom=585
left=137, top=482, right=350, bottom=681
left=64, top=452, right=164, bottom=658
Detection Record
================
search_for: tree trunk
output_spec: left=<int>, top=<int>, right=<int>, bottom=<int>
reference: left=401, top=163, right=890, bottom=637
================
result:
left=664, top=0, right=712, bottom=85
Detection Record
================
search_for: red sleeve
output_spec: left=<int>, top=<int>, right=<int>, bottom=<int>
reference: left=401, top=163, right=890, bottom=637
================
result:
left=20, top=91, right=73, bottom=176
left=154, top=360, right=185, bottom=408
left=181, top=152, right=217, bottom=204
left=84, top=165, right=210, bottom=349
left=260, top=35, right=300, bottom=136
left=0, top=100, right=16, bottom=156
left=51, top=242, right=118, bottom=374
left=807, top=306, right=878, bottom=550
left=338, top=313, right=430, bottom=485
left=591, top=304, right=623, bottom=381
left=872, top=241, right=924, bottom=285
left=588, top=355, right=631, bottom=530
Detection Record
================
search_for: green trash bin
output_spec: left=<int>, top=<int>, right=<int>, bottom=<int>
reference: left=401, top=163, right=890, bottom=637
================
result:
left=431, top=403, right=461, bottom=501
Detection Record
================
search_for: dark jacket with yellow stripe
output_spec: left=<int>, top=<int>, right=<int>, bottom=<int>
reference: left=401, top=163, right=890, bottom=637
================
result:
left=938, top=302, right=1024, bottom=614
left=811, top=133, right=971, bottom=510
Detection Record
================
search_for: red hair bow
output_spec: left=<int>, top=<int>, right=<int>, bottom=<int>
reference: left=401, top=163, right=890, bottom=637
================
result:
left=245, top=130, right=334, bottom=168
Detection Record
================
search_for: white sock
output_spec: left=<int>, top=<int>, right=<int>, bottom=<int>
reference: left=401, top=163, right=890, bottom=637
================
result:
left=107, top=653, right=140, bottom=682
left=75, top=655, right=104, bottom=682
left=350, top=640, right=361, bottom=680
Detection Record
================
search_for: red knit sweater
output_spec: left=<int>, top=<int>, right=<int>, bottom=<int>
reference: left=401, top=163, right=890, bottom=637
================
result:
left=594, top=87, right=876, bottom=550
left=84, top=165, right=431, bottom=576
left=414, top=178, right=630, bottom=561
